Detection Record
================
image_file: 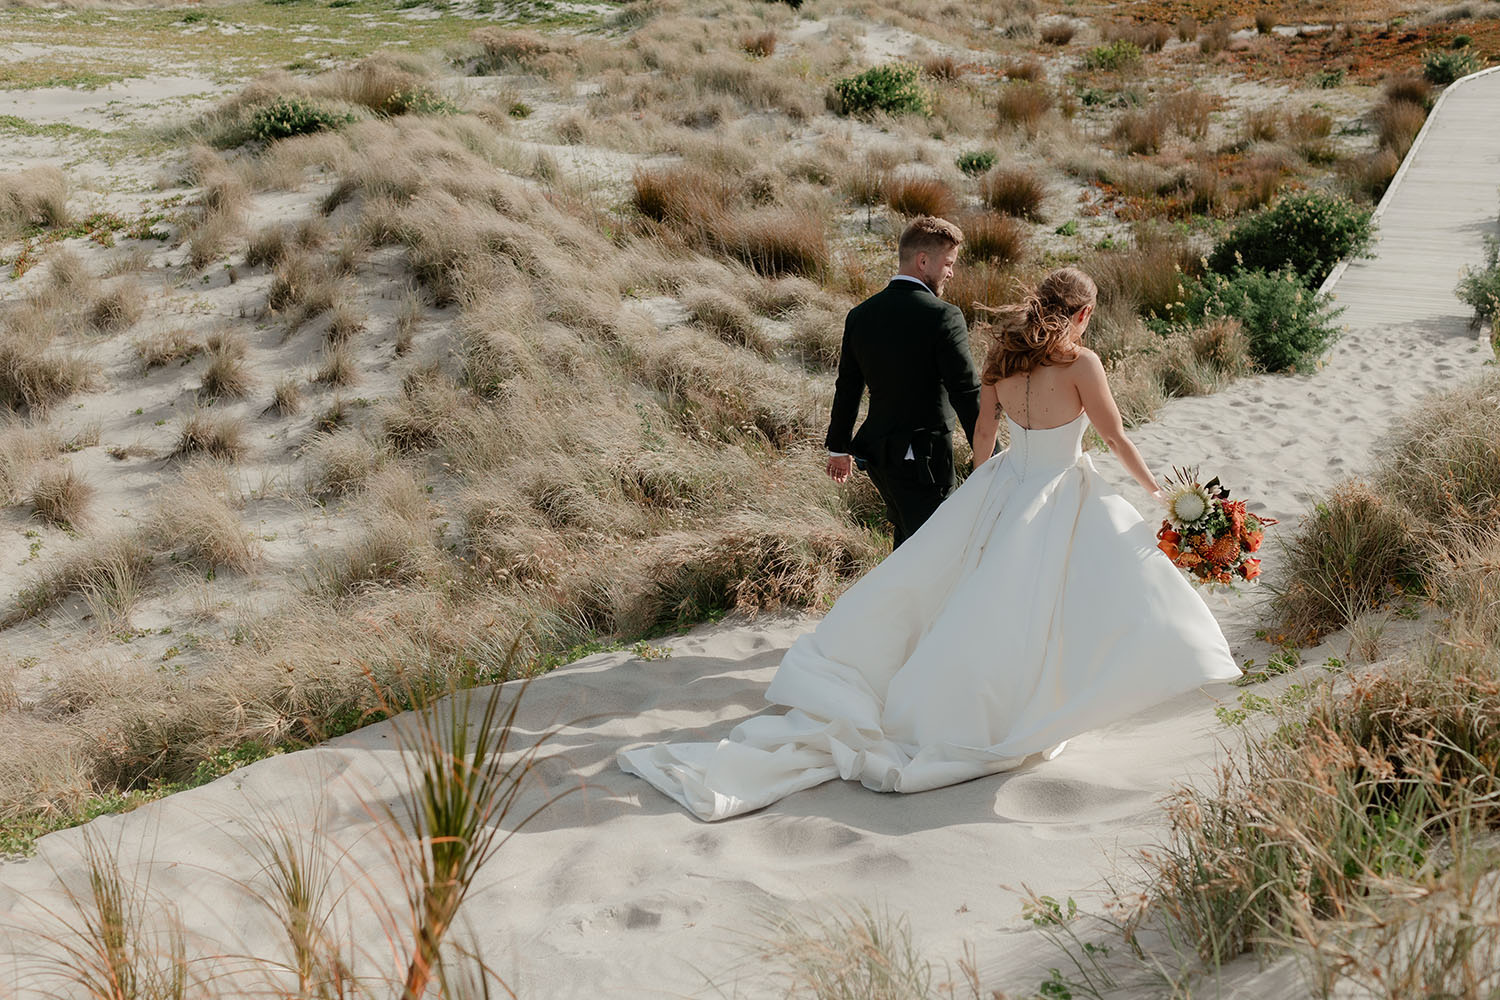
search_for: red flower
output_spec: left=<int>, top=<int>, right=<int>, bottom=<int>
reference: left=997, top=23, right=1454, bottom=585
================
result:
left=1157, top=523, right=1182, bottom=561
left=1238, top=558, right=1261, bottom=581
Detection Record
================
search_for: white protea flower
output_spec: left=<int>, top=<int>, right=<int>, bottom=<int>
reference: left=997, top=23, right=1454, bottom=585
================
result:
left=1167, top=484, right=1213, bottom=528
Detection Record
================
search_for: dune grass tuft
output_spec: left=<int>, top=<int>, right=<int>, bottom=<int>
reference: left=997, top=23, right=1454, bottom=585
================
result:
left=29, top=462, right=92, bottom=529
left=171, top=409, right=247, bottom=462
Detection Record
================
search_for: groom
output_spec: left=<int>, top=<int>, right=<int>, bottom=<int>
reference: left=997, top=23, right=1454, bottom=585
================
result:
left=825, top=216, right=981, bottom=548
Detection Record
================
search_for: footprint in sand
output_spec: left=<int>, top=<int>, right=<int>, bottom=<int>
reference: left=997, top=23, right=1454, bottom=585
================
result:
left=992, top=774, right=1142, bottom=826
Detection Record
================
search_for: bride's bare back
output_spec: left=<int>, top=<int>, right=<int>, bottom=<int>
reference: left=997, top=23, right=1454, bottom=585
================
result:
left=990, top=358, right=1085, bottom=431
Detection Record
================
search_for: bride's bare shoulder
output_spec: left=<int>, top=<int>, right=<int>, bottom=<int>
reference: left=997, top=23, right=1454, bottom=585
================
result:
left=1061, top=347, right=1104, bottom=373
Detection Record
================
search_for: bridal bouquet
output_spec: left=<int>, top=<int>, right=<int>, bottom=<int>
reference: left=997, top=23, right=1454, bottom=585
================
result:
left=1155, top=468, right=1275, bottom=586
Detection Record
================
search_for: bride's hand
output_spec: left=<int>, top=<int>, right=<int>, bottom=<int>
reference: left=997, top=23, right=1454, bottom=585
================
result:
left=1150, top=488, right=1168, bottom=509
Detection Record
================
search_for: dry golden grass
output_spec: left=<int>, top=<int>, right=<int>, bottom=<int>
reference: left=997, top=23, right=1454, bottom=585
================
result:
left=1198, top=18, right=1232, bottom=54
left=267, top=374, right=302, bottom=417
left=0, top=424, right=58, bottom=503
left=1374, top=98, right=1427, bottom=158
left=922, top=53, right=959, bottom=80
left=741, top=29, right=777, bottom=58
left=980, top=166, right=1046, bottom=220
left=395, top=287, right=422, bottom=356
left=313, top=343, right=359, bottom=387
left=28, top=462, right=92, bottom=529
left=310, top=465, right=444, bottom=599
left=882, top=175, right=958, bottom=219
left=200, top=330, right=253, bottom=400
left=246, top=218, right=327, bottom=269
left=685, top=287, right=776, bottom=358
left=0, top=166, right=69, bottom=235
left=1112, top=108, right=1166, bottom=155
left=171, top=409, right=247, bottom=462
left=3, top=530, right=151, bottom=627
left=1104, top=19, right=1171, bottom=52
left=957, top=211, right=1026, bottom=266
left=0, top=329, right=99, bottom=412
left=134, top=328, right=200, bottom=373
left=154, top=463, right=257, bottom=573
left=1382, top=73, right=1434, bottom=109
left=88, top=280, right=145, bottom=334
left=304, top=427, right=387, bottom=497
left=1039, top=20, right=1075, bottom=45
left=325, top=297, right=366, bottom=345
left=994, top=81, right=1052, bottom=133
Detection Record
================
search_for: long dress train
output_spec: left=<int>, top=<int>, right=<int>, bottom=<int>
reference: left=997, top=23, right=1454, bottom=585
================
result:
left=618, top=412, right=1242, bottom=821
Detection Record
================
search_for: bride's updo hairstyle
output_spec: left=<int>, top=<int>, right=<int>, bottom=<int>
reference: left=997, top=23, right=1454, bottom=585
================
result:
left=979, top=267, right=1097, bottom=384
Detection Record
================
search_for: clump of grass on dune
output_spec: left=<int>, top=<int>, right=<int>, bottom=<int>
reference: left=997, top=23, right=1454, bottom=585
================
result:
left=153, top=463, right=258, bottom=574
left=28, top=462, right=92, bottom=530
left=1, top=166, right=69, bottom=236
left=1035, top=372, right=1500, bottom=998
left=3, top=531, right=151, bottom=629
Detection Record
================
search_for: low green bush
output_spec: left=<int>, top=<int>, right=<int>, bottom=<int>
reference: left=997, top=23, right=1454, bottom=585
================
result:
left=1456, top=235, right=1500, bottom=332
left=831, top=64, right=930, bottom=117
left=955, top=149, right=997, bottom=176
left=1082, top=40, right=1142, bottom=72
left=1207, top=191, right=1374, bottom=288
left=1180, top=267, right=1343, bottom=372
left=1422, top=47, right=1479, bottom=85
left=247, top=97, right=357, bottom=142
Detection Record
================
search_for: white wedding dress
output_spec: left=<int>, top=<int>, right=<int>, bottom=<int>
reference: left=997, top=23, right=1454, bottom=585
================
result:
left=618, top=411, right=1241, bottom=821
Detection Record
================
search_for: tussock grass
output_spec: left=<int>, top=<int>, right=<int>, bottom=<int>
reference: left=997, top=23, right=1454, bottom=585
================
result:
left=134, top=328, right=200, bottom=373
left=1268, top=481, right=1425, bottom=643
left=310, top=466, right=443, bottom=599
left=1039, top=20, right=1075, bottom=45
left=171, top=409, right=247, bottom=462
left=882, top=175, right=958, bottom=219
left=270, top=374, right=302, bottom=416
left=199, top=330, right=253, bottom=400
left=304, top=427, right=387, bottom=497
left=28, top=462, right=92, bottom=529
left=980, top=167, right=1046, bottom=221
left=1373, top=98, right=1427, bottom=159
left=957, top=211, right=1026, bottom=266
left=993, top=81, right=1052, bottom=133
left=1105, top=20, right=1171, bottom=52
left=394, top=287, right=422, bottom=356
left=44, top=248, right=94, bottom=297
left=3, top=530, right=151, bottom=627
left=685, top=288, right=776, bottom=358
left=154, top=463, right=257, bottom=573
left=88, top=280, right=145, bottom=334
left=0, top=424, right=59, bottom=503
left=1, top=166, right=69, bottom=235
left=0, top=328, right=99, bottom=412
left=246, top=218, right=327, bottom=269
left=313, top=342, right=359, bottom=387
left=741, top=29, right=777, bottom=58
left=325, top=297, right=366, bottom=344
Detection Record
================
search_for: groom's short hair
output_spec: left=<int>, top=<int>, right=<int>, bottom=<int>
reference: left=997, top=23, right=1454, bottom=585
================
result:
left=898, top=216, right=964, bottom=263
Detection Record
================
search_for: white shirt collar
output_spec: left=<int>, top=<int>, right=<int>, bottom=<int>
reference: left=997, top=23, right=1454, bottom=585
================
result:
left=890, top=274, right=932, bottom=293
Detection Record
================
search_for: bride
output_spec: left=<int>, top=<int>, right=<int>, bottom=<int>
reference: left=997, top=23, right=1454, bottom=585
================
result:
left=619, top=267, right=1242, bottom=822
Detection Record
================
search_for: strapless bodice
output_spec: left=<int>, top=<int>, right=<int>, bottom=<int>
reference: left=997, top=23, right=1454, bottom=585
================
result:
left=1001, top=410, right=1089, bottom=480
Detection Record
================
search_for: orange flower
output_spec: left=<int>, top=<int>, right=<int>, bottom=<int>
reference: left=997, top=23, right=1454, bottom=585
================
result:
left=1178, top=552, right=1203, bottom=568
left=1157, top=524, right=1182, bottom=561
left=1238, top=558, right=1261, bottom=581
left=1207, top=533, right=1242, bottom=566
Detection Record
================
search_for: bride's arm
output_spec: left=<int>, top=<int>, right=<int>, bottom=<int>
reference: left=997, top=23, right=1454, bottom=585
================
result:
left=971, top=382, right=1001, bottom=470
left=1074, top=350, right=1164, bottom=503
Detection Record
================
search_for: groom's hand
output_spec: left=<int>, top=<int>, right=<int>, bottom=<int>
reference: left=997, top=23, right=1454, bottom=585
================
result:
left=826, top=455, right=852, bottom=483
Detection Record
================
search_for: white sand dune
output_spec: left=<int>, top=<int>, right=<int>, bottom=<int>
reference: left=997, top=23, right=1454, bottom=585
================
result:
left=2, top=70, right=1497, bottom=998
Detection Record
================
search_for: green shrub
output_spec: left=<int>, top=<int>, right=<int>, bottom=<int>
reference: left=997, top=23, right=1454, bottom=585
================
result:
left=247, top=97, right=356, bottom=142
left=1183, top=267, right=1341, bottom=371
left=831, top=64, right=930, bottom=117
left=1207, top=191, right=1374, bottom=288
left=1422, top=48, right=1479, bottom=85
left=1312, top=66, right=1345, bottom=89
left=383, top=87, right=459, bottom=116
left=955, top=150, right=997, bottom=176
left=1456, top=236, right=1500, bottom=331
left=1082, top=40, right=1142, bottom=72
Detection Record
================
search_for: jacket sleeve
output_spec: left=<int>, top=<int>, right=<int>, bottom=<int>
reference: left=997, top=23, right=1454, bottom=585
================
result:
left=936, top=302, right=984, bottom=446
left=825, top=312, right=864, bottom=453
left=937, top=304, right=981, bottom=446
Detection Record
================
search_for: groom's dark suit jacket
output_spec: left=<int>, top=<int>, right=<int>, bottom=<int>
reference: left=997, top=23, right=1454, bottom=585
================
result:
left=825, top=279, right=981, bottom=489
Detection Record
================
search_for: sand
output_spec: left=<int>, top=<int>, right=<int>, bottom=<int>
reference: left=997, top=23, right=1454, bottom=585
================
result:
left=1, top=51, right=1497, bottom=1000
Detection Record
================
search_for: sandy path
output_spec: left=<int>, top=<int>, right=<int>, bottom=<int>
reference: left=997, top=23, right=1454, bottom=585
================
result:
left=2, top=70, right=1498, bottom=998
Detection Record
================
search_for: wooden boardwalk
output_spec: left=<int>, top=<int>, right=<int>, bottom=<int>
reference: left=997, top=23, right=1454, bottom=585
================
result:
left=1103, top=67, right=1500, bottom=527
